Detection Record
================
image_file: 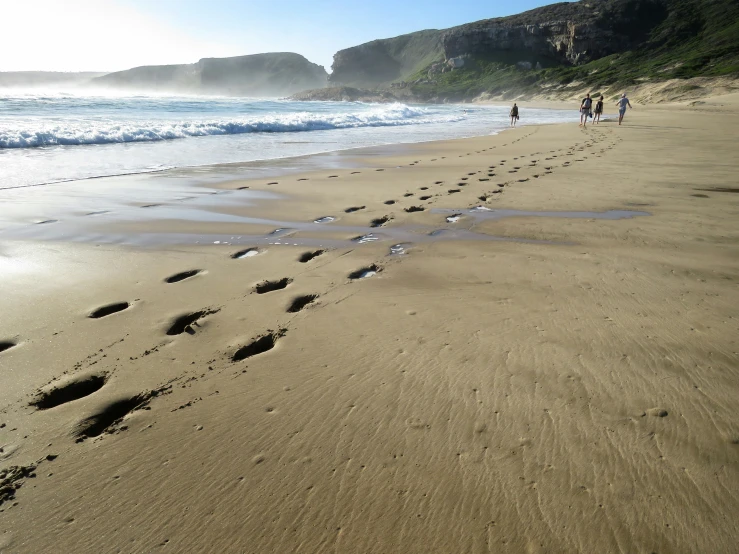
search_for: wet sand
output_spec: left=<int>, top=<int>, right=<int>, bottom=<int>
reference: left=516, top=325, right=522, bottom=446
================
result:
left=1, top=97, right=738, bottom=553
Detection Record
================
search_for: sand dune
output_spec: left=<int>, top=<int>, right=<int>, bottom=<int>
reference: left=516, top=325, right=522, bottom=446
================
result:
left=1, top=100, right=738, bottom=553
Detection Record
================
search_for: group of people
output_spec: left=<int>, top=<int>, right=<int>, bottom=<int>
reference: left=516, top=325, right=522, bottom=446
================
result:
left=579, top=93, right=632, bottom=126
left=507, top=93, right=632, bottom=128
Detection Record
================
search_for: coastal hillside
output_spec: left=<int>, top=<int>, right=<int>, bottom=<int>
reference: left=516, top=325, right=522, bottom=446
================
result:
left=0, top=72, right=105, bottom=88
left=92, top=53, right=328, bottom=96
left=327, top=0, right=739, bottom=102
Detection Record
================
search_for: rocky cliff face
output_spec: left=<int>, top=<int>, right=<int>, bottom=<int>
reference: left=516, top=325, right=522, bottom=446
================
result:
left=92, top=53, right=327, bottom=96
left=441, top=0, right=668, bottom=65
left=329, top=0, right=670, bottom=87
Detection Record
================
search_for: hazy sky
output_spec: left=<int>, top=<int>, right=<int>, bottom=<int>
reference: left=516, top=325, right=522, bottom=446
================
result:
left=1, top=0, right=567, bottom=72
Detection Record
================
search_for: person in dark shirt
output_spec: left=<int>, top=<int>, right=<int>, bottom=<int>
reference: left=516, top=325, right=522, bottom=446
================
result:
left=510, top=103, right=519, bottom=127
left=580, top=93, right=592, bottom=127
left=594, top=95, right=604, bottom=124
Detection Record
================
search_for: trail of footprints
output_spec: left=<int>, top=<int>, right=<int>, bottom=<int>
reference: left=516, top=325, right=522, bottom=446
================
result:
left=3, top=128, right=621, bottom=491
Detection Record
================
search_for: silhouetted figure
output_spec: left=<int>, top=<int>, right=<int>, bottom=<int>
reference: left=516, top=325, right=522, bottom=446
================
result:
left=510, top=103, right=519, bottom=127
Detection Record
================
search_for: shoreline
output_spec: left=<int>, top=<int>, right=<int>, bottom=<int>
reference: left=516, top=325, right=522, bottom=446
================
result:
left=1, top=99, right=738, bottom=553
left=0, top=99, right=576, bottom=192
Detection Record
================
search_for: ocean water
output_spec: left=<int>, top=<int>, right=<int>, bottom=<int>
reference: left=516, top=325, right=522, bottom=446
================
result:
left=0, top=91, right=573, bottom=189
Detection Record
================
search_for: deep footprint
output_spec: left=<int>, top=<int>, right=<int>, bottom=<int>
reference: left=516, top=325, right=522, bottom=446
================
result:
left=89, top=302, right=130, bottom=319
left=405, top=206, right=425, bottom=213
left=0, top=340, right=16, bottom=354
left=370, top=216, right=391, bottom=228
left=349, top=264, right=381, bottom=280
left=298, top=250, right=324, bottom=263
left=166, top=309, right=217, bottom=336
left=344, top=206, right=366, bottom=213
left=31, top=373, right=107, bottom=410
left=75, top=389, right=167, bottom=439
left=287, top=294, right=318, bottom=313
left=232, top=330, right=286, bottom=361
left=255, top=278, right=292, bottom=294
left=165, top=269, right=202, bottom=284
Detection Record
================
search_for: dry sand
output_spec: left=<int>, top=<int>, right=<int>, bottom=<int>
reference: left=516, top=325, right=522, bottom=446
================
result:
left=1, top=98, right=738, bottom=553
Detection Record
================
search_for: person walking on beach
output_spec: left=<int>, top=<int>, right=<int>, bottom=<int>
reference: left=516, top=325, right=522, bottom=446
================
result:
left=580, top=93, right=592, bottom=126
left=510, top=103, right=519, bottom=127
left=616, top=93, right=632, bottom=125
left=594, top=95, right=604, bottom=124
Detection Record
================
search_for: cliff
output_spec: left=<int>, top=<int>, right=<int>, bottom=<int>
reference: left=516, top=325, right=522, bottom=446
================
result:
left=328, top=0, right=739, bottom=101
left=329, top=30, right=444, bottom=88
left=92, top=53, right=327, bottom=96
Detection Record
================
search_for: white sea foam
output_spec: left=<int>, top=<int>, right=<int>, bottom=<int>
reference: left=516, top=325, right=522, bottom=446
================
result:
left=0, top=103, right=460, bottom=149
left=0, top=93, right=574, bottom=189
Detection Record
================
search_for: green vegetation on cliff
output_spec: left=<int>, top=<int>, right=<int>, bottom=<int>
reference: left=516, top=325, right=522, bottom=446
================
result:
left=409, top=0, right=739, bottom=100
left=329, top=0, right=739, bottom=101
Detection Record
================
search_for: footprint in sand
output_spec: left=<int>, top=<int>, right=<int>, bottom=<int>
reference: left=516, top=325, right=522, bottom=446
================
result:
left=344, top=206, right=366, bottom=213
left=371, top=216, right=392, bottom=228
left=297, top=178, right=309, bottom=181
left=232, top=330, right=286, bottom=362
left=166, top=309, right=218, bottom=336
left=313, top=216, right=336, bottom=224
left=232, top=247, right=262, bottom=259
left=298, top=250, right=324, bottom=263
left=404, top=206, right=425, bottom=213
left=165, top=269, right=202, bottom=284
left=0, top=340, right=17, bottom=354
left=479, top=178, right=489, bottom=182
left=287, top=294, right=318, bottom=313
left=89, top=302, right=130, bottom=319
left=75, top=389, right=166, bottom=440
left=448, top=189, right=461, bottom=194
left=328, top=175, right=338, bottom=178
left=403, top=193, right=414, bottom=197
left=351, top=171, right=361, bottom=175
left=31, top=372, right=108, bottom=410
left=419, top=187, right=429, bottom=190
left=384, top=200, right=396, bottom=205
left=255, top=278, right=292, bottom=294
left=267, top=182, right=278, bottom=185
left=434, top=181, right=443, bottom=185
left=348, top=264, right=381, bottom=280
left=419, top=195, right=432, bottom=201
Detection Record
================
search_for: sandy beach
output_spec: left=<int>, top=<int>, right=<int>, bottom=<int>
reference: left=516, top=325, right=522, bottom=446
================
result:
left=1, top=96, right=738, bottom=553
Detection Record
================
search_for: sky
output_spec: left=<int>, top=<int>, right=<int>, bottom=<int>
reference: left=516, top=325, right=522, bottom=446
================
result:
left=0, top=0, right=567, bottom=73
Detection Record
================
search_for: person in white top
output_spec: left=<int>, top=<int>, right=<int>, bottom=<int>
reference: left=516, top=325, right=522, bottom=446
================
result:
left=616, top=93, right=633, bottom=125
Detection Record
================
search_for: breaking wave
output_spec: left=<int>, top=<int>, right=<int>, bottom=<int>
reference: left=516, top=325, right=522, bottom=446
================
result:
left=0, top=104, right=462, bottom=149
